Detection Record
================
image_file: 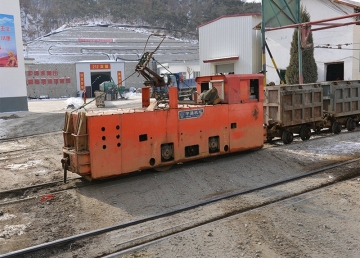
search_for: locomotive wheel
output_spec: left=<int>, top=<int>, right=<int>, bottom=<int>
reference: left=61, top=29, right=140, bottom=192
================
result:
left=161, top=144, right=173, bottom=161
left=332, top=121, right=342, bottom=134
left=299, top=126, right=311, bottom=141
left=281, top=130, right=293, bottom=144
left=208, top=137, right=219, bottom=153
left=346, top=118, right=356, bottom=131
left=154, top=165, right=173, bottom=172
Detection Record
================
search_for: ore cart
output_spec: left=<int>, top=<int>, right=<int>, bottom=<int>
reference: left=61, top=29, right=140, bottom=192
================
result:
left=264, top=83, right=323, bottom=144
left=321, top=80, right=360, bottom=133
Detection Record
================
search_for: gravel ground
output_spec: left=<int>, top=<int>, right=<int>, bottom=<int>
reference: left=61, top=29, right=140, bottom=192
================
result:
left=0, top=98, right=360, bottom=257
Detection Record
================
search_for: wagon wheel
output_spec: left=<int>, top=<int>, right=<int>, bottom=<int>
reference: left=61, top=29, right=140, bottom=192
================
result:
left=346, top=118, right=356, bottom=131
left=154, top=165, right=173, bottom=172
left=281, top=130, right=293, bottom=144
left=331, top=121, right=342, bottom=134
left=299, top=126, right=311, bottom=141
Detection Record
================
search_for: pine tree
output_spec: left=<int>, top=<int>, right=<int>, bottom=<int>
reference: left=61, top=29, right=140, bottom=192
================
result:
left=285, top=6, right=318, bottom=84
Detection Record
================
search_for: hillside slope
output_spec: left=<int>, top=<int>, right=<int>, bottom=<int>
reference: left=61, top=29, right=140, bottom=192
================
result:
left=20, top=0, right=261, bottom=41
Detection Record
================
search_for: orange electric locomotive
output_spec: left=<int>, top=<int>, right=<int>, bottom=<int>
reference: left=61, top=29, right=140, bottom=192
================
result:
left=61, top=73, right=265, bottom=181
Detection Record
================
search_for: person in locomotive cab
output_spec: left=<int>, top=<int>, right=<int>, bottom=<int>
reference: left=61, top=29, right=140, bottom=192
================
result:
left=5, top=51, right=18, bottom=67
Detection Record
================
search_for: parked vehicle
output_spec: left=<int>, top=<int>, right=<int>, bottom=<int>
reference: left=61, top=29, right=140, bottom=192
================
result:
left=167, top=73, right=196, bottom=100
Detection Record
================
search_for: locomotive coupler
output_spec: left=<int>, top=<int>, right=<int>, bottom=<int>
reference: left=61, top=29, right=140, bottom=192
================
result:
left=61, top=157, right=69, bottom=183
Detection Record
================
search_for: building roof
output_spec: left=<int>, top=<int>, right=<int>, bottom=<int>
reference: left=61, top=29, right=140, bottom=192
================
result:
left=333, top=0, right=360, bottom=8
left=197, top=13, right=261, bottom=29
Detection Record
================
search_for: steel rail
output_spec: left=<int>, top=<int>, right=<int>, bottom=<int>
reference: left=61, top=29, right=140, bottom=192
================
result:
left=1, top=157, right=360, bottom=258
left=0, top=178, right=80, bottom=196
left=0, top=178, right=83, bottom=206
left=0, top=131, right=62, bottom=142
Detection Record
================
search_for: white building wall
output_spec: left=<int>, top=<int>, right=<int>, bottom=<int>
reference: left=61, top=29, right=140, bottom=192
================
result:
left=157, top=62, right=200, bottom=79
left=265, top=0, right=360, bottom=84
left=0, top=0, right=28, bottom=112
left=199, top=15, right=262, bottom=76
left=351, top=14, right=360, bottom=80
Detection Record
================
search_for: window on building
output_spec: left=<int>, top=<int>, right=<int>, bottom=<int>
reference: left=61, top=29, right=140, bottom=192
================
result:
left=193, top=71, right=200, bottom=78
left=215, top=63, right=234, bottom=74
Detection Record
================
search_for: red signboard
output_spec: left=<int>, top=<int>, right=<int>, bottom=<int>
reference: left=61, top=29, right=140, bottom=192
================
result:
left=78, top=38, right=114, bottom=43
left=47, top=70, right=52, bottom=76
left=47, top=78, right=53, bottom=84
left=90, top=63, right=111, bottom=70
left=41, top=78, right=46, bottom=84
left=27, top=79, right=33, bottom=85
left=117, top=71, right=122, bottom=86
left=34, top=79, right=40, bottom=84
left=79, top=72, right=85, bottom=90
left=54, top=78, right=59, bottom=84
left=41, top=70, right=45, bottom=76
left=60, top=78, right=65, bottom=84
left=34, top=70, right=39, bottom=76
left=27, top=71, right=33, bottom=76
left=66, top=77, right=70, bottom=83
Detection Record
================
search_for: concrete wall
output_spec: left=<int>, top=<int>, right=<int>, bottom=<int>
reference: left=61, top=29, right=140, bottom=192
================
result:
left=25, top=63, right=77, bottom=98
left=24, top=61, right=149, bottom=98
left=0, top=0, right=28, bottom=112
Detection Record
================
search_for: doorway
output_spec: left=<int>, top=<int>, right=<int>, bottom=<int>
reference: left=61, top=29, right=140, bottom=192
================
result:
left=325, top=62, right=344, bottom=81
left=91, top=72, right=111, bottom=97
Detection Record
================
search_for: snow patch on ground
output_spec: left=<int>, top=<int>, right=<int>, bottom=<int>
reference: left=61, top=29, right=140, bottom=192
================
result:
left=0, top=224, right=29, bottom=238
left=65, top=97, right=85, bottom=109
left=6, top=160, right=43, bottom=170
left=123, top=92, right=142, bottom=99
left=0, top=213, right=17, bottom=222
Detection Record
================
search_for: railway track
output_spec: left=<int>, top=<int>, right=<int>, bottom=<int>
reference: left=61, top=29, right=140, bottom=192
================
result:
left=0, top=177, right=84, bottom=206
left=0, top=131, right=62, bottom=143
left=2, top=157, right=359, bottom=258
left=0, top=169, right=151, bottom=206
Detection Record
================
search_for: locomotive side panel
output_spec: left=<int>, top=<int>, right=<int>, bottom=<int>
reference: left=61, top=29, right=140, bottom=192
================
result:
left=228, top=102, right=264, bottom=151
left=87, top=114, right=123, bottom=179
left=120, top=110, right=179, bottom=174
left=177, top=105, right=230, bottom=159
